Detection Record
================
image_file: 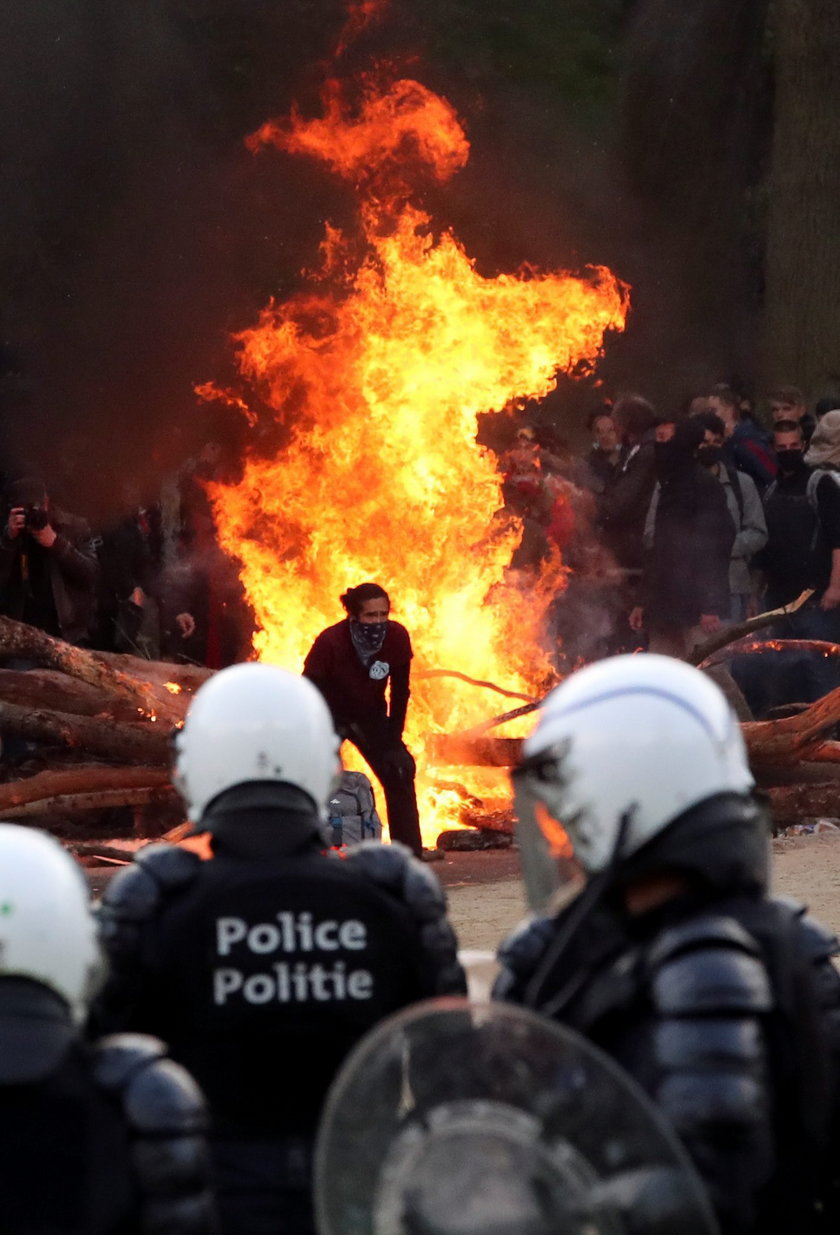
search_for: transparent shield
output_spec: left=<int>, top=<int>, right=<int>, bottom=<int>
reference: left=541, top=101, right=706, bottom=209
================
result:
left=315, top=998, right=719, bottom=1235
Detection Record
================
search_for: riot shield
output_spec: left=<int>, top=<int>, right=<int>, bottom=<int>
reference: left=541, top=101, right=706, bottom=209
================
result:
left=315, top=998, right=719, bottom=1235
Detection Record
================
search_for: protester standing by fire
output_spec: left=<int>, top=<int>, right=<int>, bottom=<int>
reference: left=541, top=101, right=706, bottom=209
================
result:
left=93, top=664, right=465, bottom=1235
left=304, top=583, right=424, bottom=857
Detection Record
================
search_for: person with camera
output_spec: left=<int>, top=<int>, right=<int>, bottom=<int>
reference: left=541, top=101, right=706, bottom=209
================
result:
left=0, top=475, right=98, bottom=645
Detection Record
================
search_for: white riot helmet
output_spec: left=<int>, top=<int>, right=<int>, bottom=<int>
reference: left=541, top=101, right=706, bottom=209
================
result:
left=0, top=823, right=105, bottom=1023
left=173, top=663, right=341, bottom=823
left=515, top=655, right=754, bottom=882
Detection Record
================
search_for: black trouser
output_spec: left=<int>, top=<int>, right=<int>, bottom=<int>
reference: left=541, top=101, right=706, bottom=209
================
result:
left=346, top=720, right=423, bottom=856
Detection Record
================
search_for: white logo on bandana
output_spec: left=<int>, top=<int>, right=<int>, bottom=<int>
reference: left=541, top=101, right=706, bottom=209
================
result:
left=369, top=660, right=390, bottom=680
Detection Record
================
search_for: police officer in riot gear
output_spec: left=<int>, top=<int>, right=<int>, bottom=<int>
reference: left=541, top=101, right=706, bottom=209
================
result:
left=0, top=822, right=216, bottom=1235
left=495, top=654, right=840, bottom=1235
left=92, top=663, right=466, bottom=1235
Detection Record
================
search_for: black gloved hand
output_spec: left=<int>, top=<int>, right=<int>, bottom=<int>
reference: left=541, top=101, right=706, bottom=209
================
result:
left=381, top=742, right=416, bottom=782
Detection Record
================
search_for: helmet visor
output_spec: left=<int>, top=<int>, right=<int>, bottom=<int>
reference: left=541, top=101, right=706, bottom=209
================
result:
left=512, top=751, right=581, bottom=913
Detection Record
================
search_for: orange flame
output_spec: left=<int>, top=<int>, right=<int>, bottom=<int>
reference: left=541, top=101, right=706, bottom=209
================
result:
left=163, top=682, right=183, bottom=695
left=209, top=72, right=628, bottom=843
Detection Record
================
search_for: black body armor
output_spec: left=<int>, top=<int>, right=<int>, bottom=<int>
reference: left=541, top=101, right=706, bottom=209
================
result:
left=0, top=980, right=216, bottom=1234
left=495, top=797, right=840, bottom=1235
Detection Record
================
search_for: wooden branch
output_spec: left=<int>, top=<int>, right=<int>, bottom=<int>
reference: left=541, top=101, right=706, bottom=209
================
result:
left=0, top=616, right=183, bottom=724
left=743, top=681, right=840, bottom=765
left=700, top=637, right=840, bottom=669
left=0, top=766, right=171, bottom=812
left=428, top=734, right=522, bottom=767
left=765, top=782, right=840, bottom=825
left=415, top=669, right=536, bottom=704
left=96, top=653, right=213, bottom=694
left=688, top=590, right=814, bottom=665
left=0, top=700, right=170, bottom=765
left=5, top=785, right=178, bottom=820
left=0, top=669, right=143, bottom=721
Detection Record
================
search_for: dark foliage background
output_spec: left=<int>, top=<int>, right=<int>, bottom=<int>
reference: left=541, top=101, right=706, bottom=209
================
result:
left=1, top=0, right=837, bottom=518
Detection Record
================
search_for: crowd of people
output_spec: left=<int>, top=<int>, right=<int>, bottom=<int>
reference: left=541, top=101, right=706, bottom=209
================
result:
left=498, top=382, right=840, bottom=709
left=2, top=652, right=840, bottom=1234
left=0, top=436, right=253, bottom=669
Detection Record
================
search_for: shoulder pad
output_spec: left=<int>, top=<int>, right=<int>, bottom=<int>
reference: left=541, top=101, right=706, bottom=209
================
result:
left=795, top=913, right=839, bottom=965
left=342, top=842, right=465, bottom=995
left=497, top=915, right=555, bottom=979
left=93, top=1032, right=166, bottom=1090
left=99, top=845, right=201, bottom=926
left=94, top=1034, right=208, bottom=1135
left=494, top=915, right=555, bottom=1002
left=647, top=914, right=760, bottom=970
left=95, top=1035, right=216, bottom=1233
left=134, top=843, right=203, bottom=889
left=345, top=842, right=446, bottom=919
left=651, top=942, right=772, bottom=1018
left=123, top=1057, right=208, bottom=1136
left=340, top=839, right=416, bottom=890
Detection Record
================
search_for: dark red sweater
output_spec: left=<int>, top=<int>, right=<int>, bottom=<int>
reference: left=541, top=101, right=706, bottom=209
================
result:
left=303, top=619, right=413, bottom=736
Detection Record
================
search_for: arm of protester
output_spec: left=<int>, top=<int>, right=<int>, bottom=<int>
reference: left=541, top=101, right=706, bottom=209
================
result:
left=732, top=473, right=768, bottom=560
left=45, top=517, right=99, bottom=586
left=388, top=661, right=411, bottom=738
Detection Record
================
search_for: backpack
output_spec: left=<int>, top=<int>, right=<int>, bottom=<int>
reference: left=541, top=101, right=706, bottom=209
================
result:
left=806, top=467, right=840, bottom=508
left=327, top=771, right=382, bottom=847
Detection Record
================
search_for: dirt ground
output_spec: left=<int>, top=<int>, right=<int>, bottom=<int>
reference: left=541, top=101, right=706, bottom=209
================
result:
left=439, top=830, right=840, bottom=959
left=84, top=830, right=840, bottom=973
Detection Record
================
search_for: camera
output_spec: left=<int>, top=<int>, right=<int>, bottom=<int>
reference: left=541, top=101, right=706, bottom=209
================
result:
left=24, top=505, right=50, bottom=532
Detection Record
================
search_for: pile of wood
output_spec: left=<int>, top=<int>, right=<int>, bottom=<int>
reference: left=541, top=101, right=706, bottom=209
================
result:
left=2, top=605, right=840, bottom=840
left=0, top=616, right=209, bottom=829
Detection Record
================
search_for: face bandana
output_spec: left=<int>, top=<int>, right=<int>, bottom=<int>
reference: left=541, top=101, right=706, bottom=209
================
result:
left=349, top=619, right=388, bottom=667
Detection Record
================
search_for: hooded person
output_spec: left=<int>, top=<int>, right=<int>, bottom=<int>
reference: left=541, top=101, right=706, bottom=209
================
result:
left=0, top=823, right=216, bottom=1235
left=494, top=654, right=840, bottom=1235
left=92, top=662, right=465, bottom=1235
left=632, top=417, right=735, bottom=656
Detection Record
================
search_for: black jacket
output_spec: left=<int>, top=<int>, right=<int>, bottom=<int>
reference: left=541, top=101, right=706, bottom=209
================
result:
left=598, top=433, right=658, bottom=572
left=0, top=507, right=98, bottom=644
left=495, top=796, right=840, bottom=1235
left=645, top=425, right=735, bottom=624
left=92, top=796, right=465, bottom=1139
left=0, top=981, right=215, bottom=1235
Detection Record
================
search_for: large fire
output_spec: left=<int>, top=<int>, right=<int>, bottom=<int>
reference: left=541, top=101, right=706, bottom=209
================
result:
left=207, top=71, right=628, bottom=843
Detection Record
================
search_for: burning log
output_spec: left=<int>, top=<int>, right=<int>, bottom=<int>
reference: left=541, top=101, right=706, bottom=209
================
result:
left=0, top=616, right=186, bottom=726
left=688, top=590, right=814, bottom=665
left=700, top=638, right=840, bottom=670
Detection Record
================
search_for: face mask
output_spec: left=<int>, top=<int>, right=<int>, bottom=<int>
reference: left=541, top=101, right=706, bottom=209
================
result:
left=349, top=619, right=389, bottom=666
left=776, top=448, right=804, bottom=473
left=697, top=445, right=723, bottom=468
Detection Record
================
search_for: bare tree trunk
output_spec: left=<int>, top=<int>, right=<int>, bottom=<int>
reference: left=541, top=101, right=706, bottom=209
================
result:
left=764, top=0, right=840, bottom=395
